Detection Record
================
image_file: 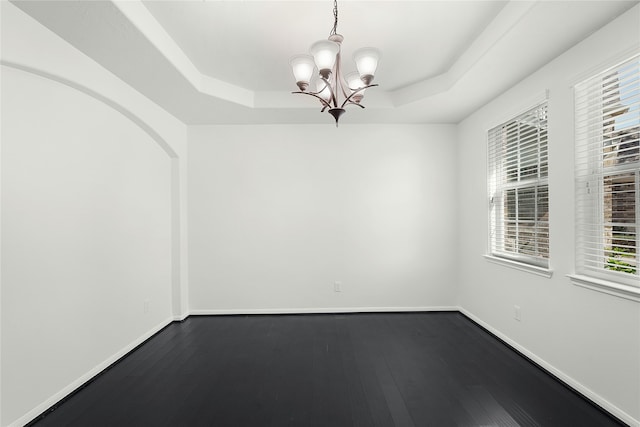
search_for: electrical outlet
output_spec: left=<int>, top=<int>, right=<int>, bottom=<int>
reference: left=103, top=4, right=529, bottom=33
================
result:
left=514, top=305, right=521, bottom=321
left=334, top=281, right=342, bottom=292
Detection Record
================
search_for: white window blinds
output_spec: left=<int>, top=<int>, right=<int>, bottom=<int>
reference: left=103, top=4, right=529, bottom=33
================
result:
left=488, top=103, right=549, bottom=267
left=575, top=55, right=639, bottom=287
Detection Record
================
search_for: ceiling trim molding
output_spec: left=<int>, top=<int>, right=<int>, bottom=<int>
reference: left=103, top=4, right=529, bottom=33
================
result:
left=391, top=0, right=538, bottom=106
left=111, top=0, right=539, bottom=111
left=113, top=0, right=254, bottom=107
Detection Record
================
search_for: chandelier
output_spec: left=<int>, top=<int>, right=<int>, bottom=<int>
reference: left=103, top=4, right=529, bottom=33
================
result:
left=290, top=0, right=380, bottom=126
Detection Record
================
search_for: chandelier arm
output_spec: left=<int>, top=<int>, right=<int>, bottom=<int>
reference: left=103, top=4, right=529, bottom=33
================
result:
left=339, top=84, right=379, bottom=109
left=319, top=77, right=339, bottom=108
left=345, top=101, right=365, bottom=109
left=334, top=52, right=351, bottom=102
left=292, top=91, right=332, bottom=110
left=339, top=82, right=350, bottom=102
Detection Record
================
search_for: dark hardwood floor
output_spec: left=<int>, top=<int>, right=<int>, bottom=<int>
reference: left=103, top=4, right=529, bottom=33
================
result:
left=30, top=312, right=624, bottom=426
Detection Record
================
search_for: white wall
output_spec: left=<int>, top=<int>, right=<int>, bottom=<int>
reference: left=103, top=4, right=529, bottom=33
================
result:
left=189, top=124, right=458, bottom=313
left=457, top=5, right=640, bottom=426
left=1, top=3, right=188, bottom=426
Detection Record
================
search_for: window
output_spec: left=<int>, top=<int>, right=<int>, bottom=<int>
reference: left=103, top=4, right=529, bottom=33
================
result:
left=574, top=55, right=639, bottom=289
left=488, top=103, right=549, bottom=269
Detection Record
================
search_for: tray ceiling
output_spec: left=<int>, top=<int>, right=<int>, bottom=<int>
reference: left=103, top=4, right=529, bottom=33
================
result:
left=9, top=0, right=639, bottom=125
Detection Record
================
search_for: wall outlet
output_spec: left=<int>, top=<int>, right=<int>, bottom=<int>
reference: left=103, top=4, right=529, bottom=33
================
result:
left=334, top=281, right=342, bottom=292
left=514, top=305, right=521, bottom=321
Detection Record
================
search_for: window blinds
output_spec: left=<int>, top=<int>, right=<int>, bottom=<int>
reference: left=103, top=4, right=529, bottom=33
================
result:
left=575, top=55, right=639, bottom=286
left=488, top=103, right=549, bottom=267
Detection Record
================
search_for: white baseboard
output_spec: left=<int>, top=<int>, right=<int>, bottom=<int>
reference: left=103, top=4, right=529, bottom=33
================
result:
left=458, top=307, right=639, bottom=427
left=189, top=306, right=459, bottom=315
left=9, top=317, right=175, bottom=427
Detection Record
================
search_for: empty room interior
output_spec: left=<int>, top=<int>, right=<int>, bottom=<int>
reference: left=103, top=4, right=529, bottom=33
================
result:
left=1, top=0, right=640, bottom=426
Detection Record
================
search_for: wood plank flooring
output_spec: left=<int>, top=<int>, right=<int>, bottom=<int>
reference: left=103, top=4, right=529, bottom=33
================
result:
left=29, top=312, right=625, bottom=426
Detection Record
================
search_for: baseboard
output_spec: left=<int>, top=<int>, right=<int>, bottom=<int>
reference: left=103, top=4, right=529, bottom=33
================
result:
left=189, top=306, right=459, bottom=316
left=458, top=307, right=638, bottom=427
left=13, top=317, right=175, bottom=427
left=173, top=313, right=189, bottom=322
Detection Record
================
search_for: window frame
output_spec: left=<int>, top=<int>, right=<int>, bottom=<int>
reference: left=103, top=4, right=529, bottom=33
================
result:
left=487, top=102, right=551, bottom=272
left=572, top=54, right=639, bottom=296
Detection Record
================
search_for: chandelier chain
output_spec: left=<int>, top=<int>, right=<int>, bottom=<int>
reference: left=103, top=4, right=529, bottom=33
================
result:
left=330, top=0, right=338, bottom=35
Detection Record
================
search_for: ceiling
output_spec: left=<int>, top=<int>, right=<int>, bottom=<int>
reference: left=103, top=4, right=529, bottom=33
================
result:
left=10, top=0, right=639, bottom=125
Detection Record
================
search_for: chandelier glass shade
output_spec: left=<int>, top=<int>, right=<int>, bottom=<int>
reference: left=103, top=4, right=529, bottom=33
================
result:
left=290, top=0, right=380, bottom=126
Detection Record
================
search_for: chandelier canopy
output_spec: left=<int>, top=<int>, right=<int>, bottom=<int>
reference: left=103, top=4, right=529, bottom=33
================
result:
left=290, top=0, right=380, bottom=126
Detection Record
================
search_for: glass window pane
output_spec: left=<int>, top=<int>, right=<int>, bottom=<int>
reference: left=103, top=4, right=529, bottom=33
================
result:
left=603, top=173, right=637, bottom=274
left=505, top=189, right=516, bottom=220
left=505, top=221, right=517, bottom=252
left=537, top=185, right=549, bottom=222
left=517, top=187, right=536, bottom=221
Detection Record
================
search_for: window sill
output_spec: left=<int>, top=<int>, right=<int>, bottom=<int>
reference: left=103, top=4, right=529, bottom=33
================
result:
left=567, top=274, right=640, bottom=302
left=484, top=255, right=553, bottom=278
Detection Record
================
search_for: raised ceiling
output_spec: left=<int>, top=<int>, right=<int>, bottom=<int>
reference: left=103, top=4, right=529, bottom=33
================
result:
left=10, top=0, right=639, bottom=125
left=141, top=1, right=506, bottom=92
